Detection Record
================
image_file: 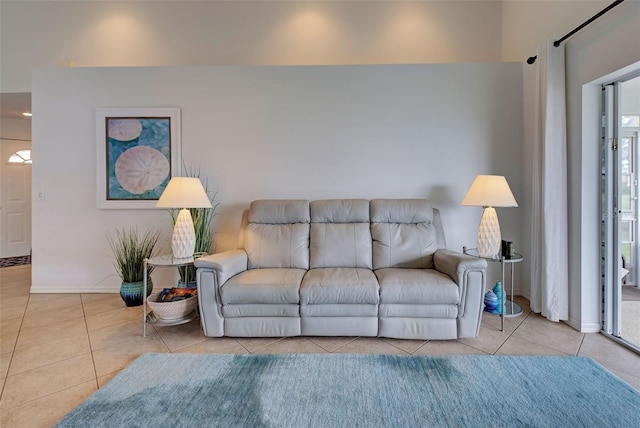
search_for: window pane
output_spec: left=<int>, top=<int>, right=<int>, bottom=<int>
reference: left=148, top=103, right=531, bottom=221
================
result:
left=6, top=149, right=31, bottom=164
left=16, top=150, right=31, bottom=161
left=622, top=115, right=639, bottom=127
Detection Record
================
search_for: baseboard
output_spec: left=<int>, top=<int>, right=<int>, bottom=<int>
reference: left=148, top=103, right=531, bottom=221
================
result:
left=30, top=285, right=120, bottom=294
left=566, top=316, right=601, bottom=333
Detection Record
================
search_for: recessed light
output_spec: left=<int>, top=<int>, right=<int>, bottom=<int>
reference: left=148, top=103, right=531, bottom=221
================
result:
left=22, top=112, right=32, bottom=117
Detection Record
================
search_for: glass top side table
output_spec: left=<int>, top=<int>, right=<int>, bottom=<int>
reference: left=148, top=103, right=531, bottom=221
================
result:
left=463, top=246, right=523, bottom=332
left=143, top=255, right=197, bottom=337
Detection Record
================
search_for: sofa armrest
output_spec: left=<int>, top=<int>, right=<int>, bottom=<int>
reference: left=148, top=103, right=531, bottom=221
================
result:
left=195, top=249, right=248, bottom=285
left=195, top=250, right=248, bottom=337
left=433, top=249, right=487, bottom=330
left=433, top=249, right=487, bottom=282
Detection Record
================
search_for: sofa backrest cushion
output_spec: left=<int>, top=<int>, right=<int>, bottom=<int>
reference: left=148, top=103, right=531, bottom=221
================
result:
left=310, top=199, right=372, bottom=269
left=370, top=199, right=439, bottom=269
left=245, top=200, right=310, bottom=269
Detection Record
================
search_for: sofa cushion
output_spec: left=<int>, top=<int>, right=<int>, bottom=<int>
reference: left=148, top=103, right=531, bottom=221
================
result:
left=221, top=268, right=305, bottom=304
left=300, top=304, right=379, bottom=317
left=371, top=199, right=433, bottom=224
left=223, top=304, right=300, bottom=318
left=379, top=304, right=458, bottom=319
left=310, top=223, right=372, bottom=269
left=245, top=223, right=310, bottom=269
left=300, top=268, right=379, bottom=305
left=310, top=199, right=372, bottom=269
left=370, top=199, right=438, bottom=269
left=311, top=199, right=369, bottom=223
left=375, top=268, right=459, bottom=305
left=248, top=199, right=311, bottom=224
left=245, top=200, right=310, bottom=269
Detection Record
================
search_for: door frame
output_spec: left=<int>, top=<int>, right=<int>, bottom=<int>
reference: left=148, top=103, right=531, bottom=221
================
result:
left=600, top=72, right=640, bottom=354
left=0, top=138, right=32, bottom=258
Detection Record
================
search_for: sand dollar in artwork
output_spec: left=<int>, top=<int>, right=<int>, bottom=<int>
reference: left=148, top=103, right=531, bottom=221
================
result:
left=115, top=146, right=170, bottom=194
left=108, top=119, right=143, bottom=141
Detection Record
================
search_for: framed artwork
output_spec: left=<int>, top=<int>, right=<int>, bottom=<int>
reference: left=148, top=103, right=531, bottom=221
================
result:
left=96, top=108, right=181, bottom=209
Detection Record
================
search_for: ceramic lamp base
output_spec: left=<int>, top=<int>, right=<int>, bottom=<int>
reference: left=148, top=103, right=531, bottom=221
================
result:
left=477, top=206, right=501, bottom=258
left=172, top=208, right=196, bottom=259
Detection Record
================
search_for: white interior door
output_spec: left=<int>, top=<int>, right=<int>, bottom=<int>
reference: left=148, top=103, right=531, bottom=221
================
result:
left=0, top=139, right=32, bottom=258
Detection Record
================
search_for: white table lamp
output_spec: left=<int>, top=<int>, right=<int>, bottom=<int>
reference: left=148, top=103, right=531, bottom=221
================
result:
left=156, top=177, right=212, bottom=259
left=461, top=175, right=518, bottom=258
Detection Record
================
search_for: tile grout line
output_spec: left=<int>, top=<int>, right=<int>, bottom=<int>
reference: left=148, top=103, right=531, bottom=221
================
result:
left=575, top=332, right=587, bottom=356
left=0, top=287, right=31, bottom=404
left=0, top=353, right=96, bottom=412
left=492, top=310, right=532, bottom=355
left=247, top=337, right=288, bottom=354
left=330, top=336, right=361, bottom=353
left=80, top=293, right=101, bottom=390
left=1, top=290, right=93, bottom=411
left=236, top=339, right=253, bottom=354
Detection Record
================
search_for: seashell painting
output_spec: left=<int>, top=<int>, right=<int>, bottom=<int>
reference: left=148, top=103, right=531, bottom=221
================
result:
left=108, top=119, right=143, bottom=141
left=115, top=146, right=170, bottom=194
left=101, top=111, right=177, bottom=205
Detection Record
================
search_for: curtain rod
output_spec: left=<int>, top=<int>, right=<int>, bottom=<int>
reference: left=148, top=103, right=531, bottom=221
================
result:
left=526, top=0, right=625, bottom=65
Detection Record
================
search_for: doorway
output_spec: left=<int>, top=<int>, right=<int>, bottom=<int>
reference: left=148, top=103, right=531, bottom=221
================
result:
left=601, top=73, right=640, bottom=352
left=0, top=139, right=32, bottom=258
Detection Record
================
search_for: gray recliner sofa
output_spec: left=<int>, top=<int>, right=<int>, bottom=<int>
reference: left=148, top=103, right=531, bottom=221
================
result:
left=195, top=199, right=487, bottom=340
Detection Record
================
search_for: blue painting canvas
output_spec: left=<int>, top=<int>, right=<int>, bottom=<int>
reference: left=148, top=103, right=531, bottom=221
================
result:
left=105, top=117, right=172, bottom=200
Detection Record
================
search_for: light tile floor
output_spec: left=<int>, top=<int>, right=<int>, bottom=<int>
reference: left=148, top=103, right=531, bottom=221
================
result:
left=1, top=264, right=639, bottom=427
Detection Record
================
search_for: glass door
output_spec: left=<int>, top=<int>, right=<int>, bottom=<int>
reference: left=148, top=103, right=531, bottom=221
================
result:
left=601, top=74, right=640, bottom=353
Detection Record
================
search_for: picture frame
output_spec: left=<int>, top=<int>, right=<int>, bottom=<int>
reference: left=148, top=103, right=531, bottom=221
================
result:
left=96, top=107, right=181, bottom=209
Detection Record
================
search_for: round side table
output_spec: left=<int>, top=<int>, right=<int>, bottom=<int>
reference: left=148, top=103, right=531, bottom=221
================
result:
left=143, top=254, right=197, bottom=337
left=463, top=247, right=523, bottom=332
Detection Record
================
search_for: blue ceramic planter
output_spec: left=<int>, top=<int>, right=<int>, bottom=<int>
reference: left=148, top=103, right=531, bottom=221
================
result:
left=120, top=279, right=153, bottom=307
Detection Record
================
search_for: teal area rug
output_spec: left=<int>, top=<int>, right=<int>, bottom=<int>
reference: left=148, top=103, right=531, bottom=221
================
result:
left=56, top=353, right=639, bottom=427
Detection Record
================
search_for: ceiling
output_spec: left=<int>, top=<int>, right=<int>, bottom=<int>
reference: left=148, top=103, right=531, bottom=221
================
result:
left=0, top=92, right=32, bottom=120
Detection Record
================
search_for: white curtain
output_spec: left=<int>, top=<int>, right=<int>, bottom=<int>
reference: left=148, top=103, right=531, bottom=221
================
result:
left=531, top=40, right=569, bottom=322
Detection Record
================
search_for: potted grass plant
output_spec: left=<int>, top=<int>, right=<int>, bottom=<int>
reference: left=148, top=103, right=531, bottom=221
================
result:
left=168, top=169, right=220, bottom=286
left=107, top=227, right=161, bottom=306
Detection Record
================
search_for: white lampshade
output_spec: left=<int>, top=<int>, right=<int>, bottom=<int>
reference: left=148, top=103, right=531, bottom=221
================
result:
left=461, top=175, right=518, bottom=208
left=156, top=177, right=212, bottom=209
left=462, top=175, right=518, bottom=258
left=156, top=177, right=212, bottom=259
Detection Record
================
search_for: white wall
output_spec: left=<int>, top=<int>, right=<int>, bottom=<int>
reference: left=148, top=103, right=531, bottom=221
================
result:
left=1, top=0, right=502, bottom=93
left=502, top=0, right=640, bottom=331
left=31, top=63, right=522, bottom=293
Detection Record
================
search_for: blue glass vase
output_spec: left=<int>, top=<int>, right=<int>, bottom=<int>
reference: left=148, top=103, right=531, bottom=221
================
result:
left=484, top=290, right=499, bottom=313
left=492, top=281, right=504, bottom=314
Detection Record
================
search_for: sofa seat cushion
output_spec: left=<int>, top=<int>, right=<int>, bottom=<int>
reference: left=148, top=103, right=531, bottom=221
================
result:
left=375, top=268, right=459, bottom=305
left=300, top=304, right=378, bottom=317
left=221, top=268, right=305, bottom=305
left=301, top=268, right=379, bottom=305
left=379, top=304, right=458, bottom=319
left=223, top=304, right=299, bottom=318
